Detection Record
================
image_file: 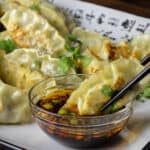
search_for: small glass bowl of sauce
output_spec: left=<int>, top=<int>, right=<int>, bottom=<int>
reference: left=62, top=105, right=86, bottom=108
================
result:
left=28, top=74, right=133, bottom=148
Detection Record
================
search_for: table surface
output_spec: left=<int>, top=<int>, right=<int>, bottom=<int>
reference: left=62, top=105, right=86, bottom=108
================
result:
left=85, top=0, right=150, bottom=18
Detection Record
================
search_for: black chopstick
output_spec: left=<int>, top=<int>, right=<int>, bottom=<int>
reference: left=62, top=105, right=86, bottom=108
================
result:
left=142, top=141, right=150, bottom=150
left=141, top=53, right=150, bottom=65
left=101, top=65, right=150, bottom=112
left=0, top=139, right=26, bottom=150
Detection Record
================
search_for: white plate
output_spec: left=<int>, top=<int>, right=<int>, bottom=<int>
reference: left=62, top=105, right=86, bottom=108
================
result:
left=0, top=0, right=150, bottom=149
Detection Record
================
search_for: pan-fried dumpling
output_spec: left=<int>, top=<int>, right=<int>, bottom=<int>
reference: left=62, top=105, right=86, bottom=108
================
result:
left=38, top=0, right=69, bottom=37
left=0, top=56, right=45, bottom=91
left=72, top=28, right=131, bottom=74
left=72, top=27, right=111, bottom=60
left=4, top=0, right=69, bottom=37
left=5, top=48, right=41, bottom=68
left=0, top=48, right=76, bottom=91
left=72, top=28, right=130, bottom=60
left=72, top=28, right=111, bottom=74
left=73, top=28, right=150, bottom=75
left=81, top=59, right=104, bottom=74
left=65, top=58, right=150, bottom=115
left=0, top=80, right=31, bottom=123
left=5, top=48, right=62, bottom=76
left=1, top=5, right=69, bottom=57
left=5, top=48, right=76, bottom=76
left=129, top=34, right=150, bottom=60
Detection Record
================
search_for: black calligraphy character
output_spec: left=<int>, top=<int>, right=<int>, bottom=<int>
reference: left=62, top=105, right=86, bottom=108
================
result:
left=86, top=11, right=95, bottom=24
left=121, top=19, right=136, bottom=32
left=102, top=31, right=112, bottom=36
left=73, top=9, right=84, bottom=26
left=103, top=31, right=116, bottom=41
left=136, top=23, right=150, bottom=33
left=108, top=17, right=119, bottom=27
left=73, top=9, right=84, bottom=19
left=97, top=13, right=105, bottom=24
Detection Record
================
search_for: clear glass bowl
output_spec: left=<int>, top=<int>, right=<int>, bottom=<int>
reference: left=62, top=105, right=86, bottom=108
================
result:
left=28, top=74, right=133, bottom=148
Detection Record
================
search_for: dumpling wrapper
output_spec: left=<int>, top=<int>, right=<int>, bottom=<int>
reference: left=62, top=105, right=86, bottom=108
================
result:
left=129, top=34, right=150, bottom=60
left=72, top=27, right=111, bottom=60
left=0, top=31, right=11, bottom=40
left=1, top=4, right=69, bottom=57
left=65, top=58, right=150, bottom=115
left=0, top=56, right=45, bottom=91
left=4, top=48, right=76, bottom=76
left=0, top=48, right=77, bottom=91
left=4, top=0, right=69, bottom=37
left=0, top=80, right=31, bottom=123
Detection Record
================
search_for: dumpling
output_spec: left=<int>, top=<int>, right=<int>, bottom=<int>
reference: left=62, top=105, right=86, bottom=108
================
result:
left=72, top=27, right=111, bottom=60
left=5, top=48, right=76, bottom=76
left=72, top=28, right=129, bottom=60
left=38, top=0, right=69, bottom=37
left=0, top=80, right=31, bottom=123
left=129, top=34, right=150, bottom=60
left=81, top=57, right=109, bottom=74
left=5, top=48, right=41, bottom=68
left=1, top=4, right=69, bottom=57
left=4, top=0, right=69, bottom=37
left=0, top=55, right=45, bottom=92
left=73, top=28, right=150, bottom=75
left=65, top=58, right=150, bottom=115
left=72, top=28, right=131, bottom=74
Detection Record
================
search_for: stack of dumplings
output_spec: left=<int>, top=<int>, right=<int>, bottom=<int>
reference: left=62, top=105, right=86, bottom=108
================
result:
left=0, top=0, right=149, bottom=123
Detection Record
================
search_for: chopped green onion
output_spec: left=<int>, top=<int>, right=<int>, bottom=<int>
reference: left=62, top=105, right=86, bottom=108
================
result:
left=42, top=103, right=53, bottom=110
left=59, top=56, right=74, bottom=73
left=52, top=99, right=62, bottom=105
left=30, top=5, right=40, bottom=12
left=143, top=86, right=150, bottom=98
left=31, top=60, right=41, bottom=70
left=0, top=39, right=17, bottom=53
left=136, top=85, right=150, bottom=102
left=101, top=85, right=115, bottom=97
left=80, top=56, right=92, bottom=67
left=64, top=34, right=82, bottom=53
left=111, top=104, right=119, bottom=112
left=63, top=34, right=92, bottom=73
left=70, top=118, right=78, bottom=125
left=64, top=40, right=74, bottom=52
left=136, top=93, right=145, bottom=103
left=104, top=103, right=119, bottom=113
left=58, top=108, right=68, bottom=115
left=70, top=112, right=76, bottom=116
left=68, top=34, right=78, bottom=41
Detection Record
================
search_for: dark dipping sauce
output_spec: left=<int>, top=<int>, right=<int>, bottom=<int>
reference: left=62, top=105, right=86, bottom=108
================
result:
left=35, top=89, right=127, bottom=148
left=37, top=89, right=73, bottom=114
